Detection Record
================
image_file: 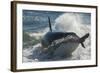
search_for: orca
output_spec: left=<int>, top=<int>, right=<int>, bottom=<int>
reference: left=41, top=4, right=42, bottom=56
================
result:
left=41, top=32, right=89, bottom=48
left=40, top=17, right=89, bottom=57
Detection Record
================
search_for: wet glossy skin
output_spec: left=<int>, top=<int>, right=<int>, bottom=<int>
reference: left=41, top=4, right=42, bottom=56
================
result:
left=41, top=32, right=78, bottom=48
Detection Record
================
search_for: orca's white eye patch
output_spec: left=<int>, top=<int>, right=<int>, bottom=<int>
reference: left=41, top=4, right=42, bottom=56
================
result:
left=53, top=38, right=64, bottom=44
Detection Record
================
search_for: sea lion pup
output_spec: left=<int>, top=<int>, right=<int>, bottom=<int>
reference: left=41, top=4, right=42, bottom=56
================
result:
left=41, top=32, right=89, bottom=57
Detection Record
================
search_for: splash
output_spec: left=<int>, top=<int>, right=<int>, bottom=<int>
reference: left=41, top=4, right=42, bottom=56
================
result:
left=53, top=13, right=90, bottom=36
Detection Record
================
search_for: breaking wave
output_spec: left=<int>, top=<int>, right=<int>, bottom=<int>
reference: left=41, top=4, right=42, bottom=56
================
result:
left=23, top=13, right=91, bottom=62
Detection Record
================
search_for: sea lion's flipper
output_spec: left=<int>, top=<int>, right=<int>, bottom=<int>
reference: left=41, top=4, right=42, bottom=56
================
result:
left=81, top=43, right=85, bottom=48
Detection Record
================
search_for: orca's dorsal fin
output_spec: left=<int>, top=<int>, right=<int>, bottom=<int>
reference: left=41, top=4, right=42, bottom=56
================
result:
left=48, top=17, right=52, bottom=32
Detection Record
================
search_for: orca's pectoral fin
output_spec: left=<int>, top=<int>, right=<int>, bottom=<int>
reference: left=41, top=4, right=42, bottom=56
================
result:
left=81, top=43, right=85, bottom=48
left=79, top=33, right=89, bottom=48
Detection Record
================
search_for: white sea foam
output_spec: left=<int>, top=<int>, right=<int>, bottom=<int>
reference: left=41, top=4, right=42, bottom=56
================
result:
left=23, top=13, right=91, bottom=62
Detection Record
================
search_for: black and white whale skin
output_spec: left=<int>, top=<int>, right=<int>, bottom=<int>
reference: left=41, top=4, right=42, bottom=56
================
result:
left=41, top=32, right=89, bottom=57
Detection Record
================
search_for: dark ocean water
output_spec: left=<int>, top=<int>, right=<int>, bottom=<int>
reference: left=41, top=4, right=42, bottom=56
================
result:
left=23, top=10, right=65, bottom=32
left=23, top=10, right=91, bottom=32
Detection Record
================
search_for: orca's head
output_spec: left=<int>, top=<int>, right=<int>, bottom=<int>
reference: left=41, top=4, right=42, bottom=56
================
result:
left=41, top=32, right=65, bottom=48
left=41, top=32, right=78, bottom=48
